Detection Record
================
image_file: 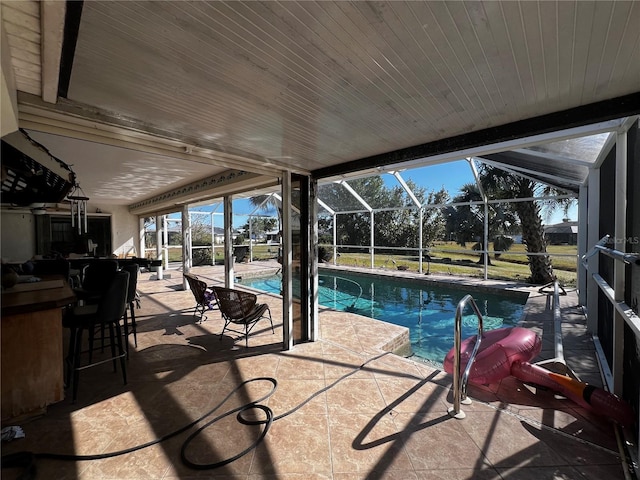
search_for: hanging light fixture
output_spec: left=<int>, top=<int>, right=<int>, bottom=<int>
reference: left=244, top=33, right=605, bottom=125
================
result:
left=67, top=184, right=90, bottom=234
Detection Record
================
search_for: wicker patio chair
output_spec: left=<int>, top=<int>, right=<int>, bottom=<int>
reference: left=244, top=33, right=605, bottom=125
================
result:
left=184, top=273, right=216, bottom=323
left=211, top=286, right=274, bottom=347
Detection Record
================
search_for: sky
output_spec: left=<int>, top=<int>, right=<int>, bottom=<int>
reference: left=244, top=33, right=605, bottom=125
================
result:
left=384, top=160, right=474, bottom=198
left=384, top=160, right=577, bottom=224
left=173, top=159, right=577, bottom=228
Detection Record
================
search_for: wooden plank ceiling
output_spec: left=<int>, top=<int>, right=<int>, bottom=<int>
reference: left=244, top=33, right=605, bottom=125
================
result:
left=2, top=1, right=639, bottom=207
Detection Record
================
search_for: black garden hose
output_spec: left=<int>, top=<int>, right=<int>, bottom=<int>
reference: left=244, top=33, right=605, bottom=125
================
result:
left=2, top=352, right=389, bottom=478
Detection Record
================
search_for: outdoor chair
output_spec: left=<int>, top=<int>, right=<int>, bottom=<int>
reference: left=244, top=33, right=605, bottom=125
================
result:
left=184, top=273, right=216, bottom=323
left=211, top=286, right=274, bottom=347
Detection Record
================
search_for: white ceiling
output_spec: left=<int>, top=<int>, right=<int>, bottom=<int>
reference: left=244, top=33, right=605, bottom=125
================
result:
left=26, top=130, right=216, bottom=205
left=2, top=1, right=639, bottom=211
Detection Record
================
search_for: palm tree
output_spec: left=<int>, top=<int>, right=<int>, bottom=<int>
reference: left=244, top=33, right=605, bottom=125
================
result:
left=444, top=182, right=484, bottom=247
left=249, top=193, right=282, bottom=229
left=444, top=182, right=517, bottom=266
left=479, top=164, right=576, bottom=284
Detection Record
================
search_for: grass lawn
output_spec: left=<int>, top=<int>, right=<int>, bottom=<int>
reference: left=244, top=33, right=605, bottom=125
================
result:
left=157, top=241, right=578, bottom=286
left=329, top=242, right=578, bottom=286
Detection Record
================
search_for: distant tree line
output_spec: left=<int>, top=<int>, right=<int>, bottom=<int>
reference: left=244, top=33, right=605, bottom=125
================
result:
left=318, top=176, right=450, bottom=252
left=318, top=166, right=575, bottom=284
left=143, top=165, right=575, bottom=284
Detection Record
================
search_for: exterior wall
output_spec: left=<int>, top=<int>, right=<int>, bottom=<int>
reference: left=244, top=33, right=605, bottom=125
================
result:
left=96, top=204, right=140, bottom=258
left=0, top=203, right=141, bottom=261
left=0, top=209, right=37, bottom=263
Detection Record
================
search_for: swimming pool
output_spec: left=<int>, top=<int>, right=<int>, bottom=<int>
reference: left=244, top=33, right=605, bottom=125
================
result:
left=238, top=270, right=527, bottom=364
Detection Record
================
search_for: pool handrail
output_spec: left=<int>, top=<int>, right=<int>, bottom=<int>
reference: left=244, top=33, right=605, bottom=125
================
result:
left=581, top=234, right=640, bottom=267
left=535, top=280, right=578, bottom=379
left=448, top=294, right=484, bottom=419
left=320, top=274, right=363, bottom=310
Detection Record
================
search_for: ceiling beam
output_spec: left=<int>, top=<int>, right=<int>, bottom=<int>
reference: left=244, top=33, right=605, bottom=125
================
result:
left=57, top=0, right=82, bottom=99
left=40, top=0, right=65, bottom=103
left=129, top=169, right=279, bottom=216
left=17, top=95, right=309, bottom=177
left=1, top=12, right=19, bottom=137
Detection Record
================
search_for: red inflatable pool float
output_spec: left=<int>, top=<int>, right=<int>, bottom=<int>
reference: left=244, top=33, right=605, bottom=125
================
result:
left=443, top=326, right=542, bottom=385
left=444, top=327, right=636, bottom=427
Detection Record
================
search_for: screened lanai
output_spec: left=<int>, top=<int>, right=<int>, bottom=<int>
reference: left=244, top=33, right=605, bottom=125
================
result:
left=140, top=117, right=639, bottom=465
left=147, top=157, right=576, bottom=282
left=3, top=1, right=640, bottom=477
left=149, top=120, right=623, bottom=289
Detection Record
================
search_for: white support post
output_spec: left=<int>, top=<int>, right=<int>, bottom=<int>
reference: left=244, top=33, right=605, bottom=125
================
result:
left=138, top=217, right=145, bottom=261
left=210, top=212, right=215, bottom=266
left=249, top=217, right=253, bottom=262
left=223, top=196, right=234, bottom=288
left=577, top=184, right=588, bottom=306
left=370, top=210, right=374, bottom=269
left=338, top=180, right=373, bottom=269
left=392, top=171, right=423, bottom=273
left=317, top=199, right=336, bottom=266
left=586, top=168, right=600, bottom=333
left=469, top=159, right=489, bottom=280
left=418, top=207, right=423, bottom=274
left=612, top=130, right=627, bottom=396
left=310, top=178, right=319, bottom=342
left=282, top=172, right=293, bottom=350
left=484, top=202, right=489, bottom=280
left=211, top=204, right=221, bottom=266
left=155, top=215, right=162, bottom=264
left=162, top=215, right=169, bottom=270
left=182, top=205, right=192, bottom=275
left=332, top=213, right=337, bottom=265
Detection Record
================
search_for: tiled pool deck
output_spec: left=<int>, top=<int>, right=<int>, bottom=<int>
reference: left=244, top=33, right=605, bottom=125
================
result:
left=2, top=261, right=631, bottom=479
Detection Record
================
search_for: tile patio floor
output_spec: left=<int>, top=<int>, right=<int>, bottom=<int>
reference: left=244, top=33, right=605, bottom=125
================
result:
left=1, top=262, right=631, bottom=479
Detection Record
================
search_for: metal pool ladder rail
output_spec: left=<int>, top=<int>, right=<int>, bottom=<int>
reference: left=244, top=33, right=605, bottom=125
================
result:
left=448, top=294, right=484, bottom=420
left=535, top=280, right=575, bottom=378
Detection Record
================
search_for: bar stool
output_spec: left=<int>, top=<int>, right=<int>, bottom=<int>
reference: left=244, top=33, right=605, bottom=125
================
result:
left=73, top=260, right=118, bottom=305
left=63, top=270, right=129, bottom=402
left=120, top=263, right=139, bottom=357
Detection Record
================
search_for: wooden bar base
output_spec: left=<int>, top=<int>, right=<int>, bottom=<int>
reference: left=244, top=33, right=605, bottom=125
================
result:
left=1, top=276, right=74, bottom=423
left=1, top=308, right=65, bottom=422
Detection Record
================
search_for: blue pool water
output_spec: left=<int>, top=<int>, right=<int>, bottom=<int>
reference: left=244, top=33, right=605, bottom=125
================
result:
left=238, top=270, right=527, bottom=364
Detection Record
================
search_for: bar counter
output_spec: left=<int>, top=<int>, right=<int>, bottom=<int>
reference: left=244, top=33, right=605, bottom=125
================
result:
left=1, top=276, right=76, bottom=422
